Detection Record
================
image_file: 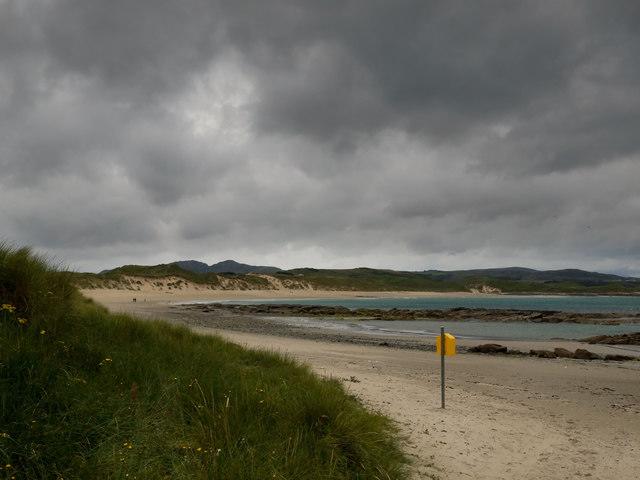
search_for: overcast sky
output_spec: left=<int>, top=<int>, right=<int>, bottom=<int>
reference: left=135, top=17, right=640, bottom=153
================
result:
left=1, top=1, right=639, bottom=275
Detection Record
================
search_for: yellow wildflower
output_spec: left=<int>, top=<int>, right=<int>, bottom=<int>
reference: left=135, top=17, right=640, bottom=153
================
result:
left=18, top=318, right=28, bottom=325
left=196, top=447, right=202, bottom=452
left=40, top=330, right=46, bottom=335
left=1, top=304, right=15, bottom=313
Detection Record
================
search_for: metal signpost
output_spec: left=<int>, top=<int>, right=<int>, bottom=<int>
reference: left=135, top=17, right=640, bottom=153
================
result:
left=436, top=326, right=456, bottom=409
left=440, top=326, right=445, bottom=409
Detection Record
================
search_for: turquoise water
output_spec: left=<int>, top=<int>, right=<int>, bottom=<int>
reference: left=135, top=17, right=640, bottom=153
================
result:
left=227, top=295, right=640, bottom=313
left=213, top=295, right=640, bottom=341
left=264, top=316, right=640, bottom=341
left=358, top=319, right=640, bottom=340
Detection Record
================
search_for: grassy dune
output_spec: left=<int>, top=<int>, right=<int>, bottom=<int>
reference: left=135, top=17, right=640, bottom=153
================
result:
left=0, top=245, right=407, bottom=479
left=73, top=265, right=273, bottom=290
left=75, top=263, right=640, bottom=295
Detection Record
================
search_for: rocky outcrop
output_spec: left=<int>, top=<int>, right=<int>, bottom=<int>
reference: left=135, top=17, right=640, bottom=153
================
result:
left=468, top=343, right=508, bottom=354
left=505, top=349, right=526, bottom=355
left=467, top=345, right=636, bottom=362
left=581, top=332, right=640, bottom=345
left=186, top=303, right=640, bottom=325
left=554, top=347, right=574, bottom=358
left=573, top=349, right=602, bottom=360
left=604, top=354, right=637, bottom=361
left=530, top=349, right=557, bottom=358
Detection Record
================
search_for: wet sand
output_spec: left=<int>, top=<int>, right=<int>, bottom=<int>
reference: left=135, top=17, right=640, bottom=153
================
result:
left=86, top=290, right=640, bottom=480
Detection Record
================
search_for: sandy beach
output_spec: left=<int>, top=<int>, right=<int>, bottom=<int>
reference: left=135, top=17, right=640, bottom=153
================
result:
left=85, top=289, right=640, bottom=480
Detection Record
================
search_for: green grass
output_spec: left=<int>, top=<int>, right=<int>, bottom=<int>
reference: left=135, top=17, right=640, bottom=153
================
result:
left=286, top=269, right=640, bottom=294
left=0, top=244, right=408, bottom=479
left=285, top=268, right=465, bottom=292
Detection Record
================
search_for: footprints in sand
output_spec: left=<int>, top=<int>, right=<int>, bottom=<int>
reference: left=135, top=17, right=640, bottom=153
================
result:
left=610, top=402, right=639, bottom=414
left=339, top=366, right=639, bottom=479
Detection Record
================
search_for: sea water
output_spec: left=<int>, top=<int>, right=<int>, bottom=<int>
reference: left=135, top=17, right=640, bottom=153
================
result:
left=358, top=319, right=640, bottom=340
left=218, top=295, right=640, bottom=341
left=257, top=315, right=640, bottom=342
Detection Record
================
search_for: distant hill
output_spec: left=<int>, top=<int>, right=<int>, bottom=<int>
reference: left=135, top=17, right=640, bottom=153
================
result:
left=419, top=267, right=633, bottom=284
left=173, top=260, right=211, bottom=274
left=278, top=266, right=640, bottom=294
left=77, top=262, right=640, bottom=295
left=174, top=259, right=281, bottom=275
left=96, top=259, right=281, bottom=277
left=207, top=260, right=281, bottom=274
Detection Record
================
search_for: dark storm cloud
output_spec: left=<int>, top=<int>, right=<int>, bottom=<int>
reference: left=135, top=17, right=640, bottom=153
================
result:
left=1, top=0, right=639, bottom=274
left=241, top=1, right=583, bottom=144
left=477, top=3, right=640, bottom=173
left=0, top=173, right=159, bottom=249
left=234, top=1, right=640, bottom=173
left=39, top=0, right=223, bottom=101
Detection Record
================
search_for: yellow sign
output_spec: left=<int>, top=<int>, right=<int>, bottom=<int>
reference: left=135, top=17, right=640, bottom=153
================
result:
left=436, top=333, right=456, bottom=356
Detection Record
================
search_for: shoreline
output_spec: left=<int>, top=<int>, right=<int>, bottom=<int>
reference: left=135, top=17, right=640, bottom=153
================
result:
left=82, top=289, right=640, bottom=353
left=91, top=294, right=640, bottom=359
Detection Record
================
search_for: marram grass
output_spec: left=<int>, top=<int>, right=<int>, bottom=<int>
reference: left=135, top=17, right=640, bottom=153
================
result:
left=0, top=244, right=408, bottom=479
